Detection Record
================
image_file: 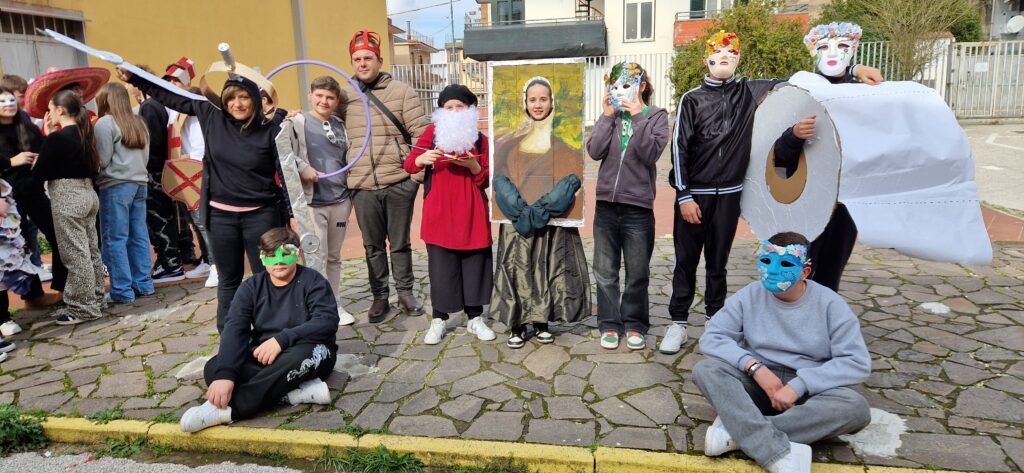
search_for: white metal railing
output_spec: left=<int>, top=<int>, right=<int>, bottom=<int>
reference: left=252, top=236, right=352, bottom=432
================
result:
left=393, top=40, right=1024, bottom=123
left=947, top=40, right=1024, bottom=119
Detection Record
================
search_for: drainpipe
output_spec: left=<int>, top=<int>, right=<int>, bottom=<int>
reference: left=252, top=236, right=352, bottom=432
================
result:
left=291, top=0, right=310, bottom=109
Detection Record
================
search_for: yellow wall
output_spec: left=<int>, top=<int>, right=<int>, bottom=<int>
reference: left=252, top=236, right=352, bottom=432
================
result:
left=12, top=0, right=389, bottom=109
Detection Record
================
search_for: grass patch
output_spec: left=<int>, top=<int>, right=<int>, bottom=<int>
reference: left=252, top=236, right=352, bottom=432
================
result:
left=0, top=404, right=48, bottom=453
left=151, top=411, right=178, bottom=424
left=317, top=445, right=424, bottom=473
left=449, top=456, right=533, bottom=473
left=94, top=435, right=145, bottom=459
left=86, top=408, right=123, bottom=424
left=62, top=374, right=74, bottom=393
left=37, top=235, right=52, bottom=255
left=260, top=451, right=288, bottom=466
left=328, top=425, right=389, bottom=437
left=149, top=442, right=175, bottom=458
left=144, top=366, right=155, bottom=397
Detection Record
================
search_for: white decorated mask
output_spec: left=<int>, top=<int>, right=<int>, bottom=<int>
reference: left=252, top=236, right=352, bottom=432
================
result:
left=606, top=62, right=644, bottom=111
left=804, top=22, right=862, bottom=78
left=0, top=94, right=16, bottom=109
left=705, top=31, right=741, bottom=80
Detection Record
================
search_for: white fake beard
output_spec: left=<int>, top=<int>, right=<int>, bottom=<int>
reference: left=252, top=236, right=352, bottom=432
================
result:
left=432, top=106, right=479, bottom=154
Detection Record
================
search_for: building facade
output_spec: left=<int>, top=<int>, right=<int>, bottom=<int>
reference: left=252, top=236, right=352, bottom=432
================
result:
left=0, top=0, right=389, bottom=110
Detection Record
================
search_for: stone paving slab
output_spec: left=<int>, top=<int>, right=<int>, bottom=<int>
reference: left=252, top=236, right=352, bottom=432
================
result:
left=2, top=239, right=1023, bottom=471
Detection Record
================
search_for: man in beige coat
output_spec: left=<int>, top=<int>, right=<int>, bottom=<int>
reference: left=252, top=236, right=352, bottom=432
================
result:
left=340, top=29, right=428, bottom=323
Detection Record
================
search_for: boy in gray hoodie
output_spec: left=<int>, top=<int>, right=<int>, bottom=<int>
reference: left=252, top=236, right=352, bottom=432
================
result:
left=584, top=62, right=669, bottom=351
left=694, top=231, right=871, bottom=473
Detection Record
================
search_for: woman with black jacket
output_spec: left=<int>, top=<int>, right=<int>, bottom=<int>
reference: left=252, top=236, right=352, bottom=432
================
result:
left=0, top=88, right=65, bottom=334
left=116, top=68, right=286, bottom=331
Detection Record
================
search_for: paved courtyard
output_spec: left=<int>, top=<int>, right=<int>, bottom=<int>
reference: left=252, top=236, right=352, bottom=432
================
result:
left=1, top=237, right=1022, bottom=472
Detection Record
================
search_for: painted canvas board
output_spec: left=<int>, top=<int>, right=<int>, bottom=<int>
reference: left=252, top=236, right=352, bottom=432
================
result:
left=488, top=59, right=585, bottom=226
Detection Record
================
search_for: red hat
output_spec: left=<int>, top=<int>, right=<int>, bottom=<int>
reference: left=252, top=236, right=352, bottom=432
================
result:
left=163, top=57, right=196, bottom=85
left=349, top=30, right=381, bottom=58
left=24, top=67, right=110, bottom=119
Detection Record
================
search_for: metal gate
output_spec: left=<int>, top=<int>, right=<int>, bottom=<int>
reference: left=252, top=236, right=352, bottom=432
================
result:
left=947, top=40, right=1024, bottom=119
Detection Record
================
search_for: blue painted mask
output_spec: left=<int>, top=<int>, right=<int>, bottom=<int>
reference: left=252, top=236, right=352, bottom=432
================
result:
left=757, top=241, right=808, bottom=293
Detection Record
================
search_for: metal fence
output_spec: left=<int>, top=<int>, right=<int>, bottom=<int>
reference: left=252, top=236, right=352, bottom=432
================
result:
left=394, top=39, right=1024, bottom=122
left=947, top=40, right=1024, bottom=119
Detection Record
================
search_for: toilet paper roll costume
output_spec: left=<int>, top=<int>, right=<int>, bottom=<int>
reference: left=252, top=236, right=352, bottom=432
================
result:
left=742, top=23, right=992, bottom=267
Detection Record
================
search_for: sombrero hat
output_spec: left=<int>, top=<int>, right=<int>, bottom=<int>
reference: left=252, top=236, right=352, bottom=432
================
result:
left=24, top=66, right=110, bottom=118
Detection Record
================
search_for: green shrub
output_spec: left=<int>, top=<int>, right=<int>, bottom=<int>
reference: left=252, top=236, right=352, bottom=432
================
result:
left=0, top=404, right=48, bottom=453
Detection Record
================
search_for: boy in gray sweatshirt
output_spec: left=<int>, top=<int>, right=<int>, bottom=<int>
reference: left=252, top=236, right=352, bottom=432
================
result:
left=694, top=231, right=871, bottom=473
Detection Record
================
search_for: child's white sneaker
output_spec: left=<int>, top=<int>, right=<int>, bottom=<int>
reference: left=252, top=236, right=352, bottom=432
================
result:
left=704, top=416, right=740, bottom=456
left=337, top=305, right=355, bottom=326
left=204, top=266, right=219, bottom=288
left=0, top=320, right=22, bottom=337
left=286, top=379, right=331, bottom=405
left=766, top=442, right=812, bottom=473
left=180, top=401, right=232, bottom=433
left=466, top=317, right=496, bottom=341
left=424, top=318, right=446, bottom=345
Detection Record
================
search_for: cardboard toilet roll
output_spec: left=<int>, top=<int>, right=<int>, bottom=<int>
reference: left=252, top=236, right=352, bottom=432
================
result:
left=741, top=86, right=841, bottom=241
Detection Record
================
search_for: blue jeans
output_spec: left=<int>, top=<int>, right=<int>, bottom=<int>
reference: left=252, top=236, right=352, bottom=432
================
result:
left=100, top=183, right=154, bottom=302
left=593, top=201, right=655, bottom=335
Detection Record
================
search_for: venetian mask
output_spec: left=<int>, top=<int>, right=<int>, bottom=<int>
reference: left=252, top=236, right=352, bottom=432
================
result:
left=804, top=22, right=862, bottom=78
left=705, top=31, right=741, bottom=79
left=605, top=62, right=644, bottom=112
left=260, top=244, right=299, bottom=266
left=0, top=94, right=16, bottom=109
left=757, top=241, right=808, bottom=294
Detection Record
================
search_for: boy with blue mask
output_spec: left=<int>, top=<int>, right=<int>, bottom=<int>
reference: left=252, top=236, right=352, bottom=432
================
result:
left=693, top=231, right=871, bottom=473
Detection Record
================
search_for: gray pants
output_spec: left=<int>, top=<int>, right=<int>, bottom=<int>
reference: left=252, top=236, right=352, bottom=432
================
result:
left=48, top=179, right=105, bottom=320
left=350, top=178, right=418, bottom=299
left=693, top=357, right=871, bottom=467
left=311, top=199, right=352, bottom=294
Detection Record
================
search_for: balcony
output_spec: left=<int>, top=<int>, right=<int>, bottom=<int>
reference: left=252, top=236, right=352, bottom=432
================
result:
left=673, top=5, right=809, bottom=47
left=464, top=16, right=607, bottom=62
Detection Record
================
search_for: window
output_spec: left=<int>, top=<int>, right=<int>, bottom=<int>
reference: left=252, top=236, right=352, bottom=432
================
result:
left=624, top=0, right=654, bottom=42
left=689, top=0, right=706, bottom=19
left=492, top=0, right=525, bottom=25
left=0, top=11, right=82, bottom=39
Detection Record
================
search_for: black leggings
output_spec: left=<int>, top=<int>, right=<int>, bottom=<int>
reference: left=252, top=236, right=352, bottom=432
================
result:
left=208, top=206, right=281, bottom=332
left=204, top=343, right=336, bottom=420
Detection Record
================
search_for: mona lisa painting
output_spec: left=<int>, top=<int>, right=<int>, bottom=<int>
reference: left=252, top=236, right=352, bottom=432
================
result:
left=489, top=59, right=585, bottom=226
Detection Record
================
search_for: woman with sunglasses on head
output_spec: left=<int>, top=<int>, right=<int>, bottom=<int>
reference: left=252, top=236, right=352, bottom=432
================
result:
left=117, top=68, right=287, bottom=333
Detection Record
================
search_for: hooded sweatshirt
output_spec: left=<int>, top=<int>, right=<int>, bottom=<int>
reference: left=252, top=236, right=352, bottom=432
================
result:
left=129, top=75, right=283, bottom=215
left=585, top=106, right=669, bottom=209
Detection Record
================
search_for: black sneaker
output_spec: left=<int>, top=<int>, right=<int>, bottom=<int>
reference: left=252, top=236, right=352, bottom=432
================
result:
left=0, top=339, right=15, bottom=353
left=153, top=266, right=186, bottom=283
left=55, top=310, right=88, bottom=326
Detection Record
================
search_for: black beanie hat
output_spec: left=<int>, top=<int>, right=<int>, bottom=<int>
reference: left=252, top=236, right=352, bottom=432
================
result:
left=437, top=84, right=477, bottom=108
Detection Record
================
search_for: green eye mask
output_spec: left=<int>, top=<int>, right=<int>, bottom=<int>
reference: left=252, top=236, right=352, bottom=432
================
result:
left=260, top=245, right=299, bottom=266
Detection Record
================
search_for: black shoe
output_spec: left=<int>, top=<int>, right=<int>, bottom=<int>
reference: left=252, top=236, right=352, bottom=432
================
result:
left=0, top=339, right=15, bottom=353
left=153, top=265, right=186, bottom=283
left=398, top=294, right=424, bottom=316
left=368, top=299, right=390, bottom=324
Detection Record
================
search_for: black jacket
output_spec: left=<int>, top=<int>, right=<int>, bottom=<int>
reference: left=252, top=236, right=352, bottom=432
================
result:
left=139, top=99, right=169, bottom=174
left=0, top=111, right=44, bottom=196
left=129, top=75, right=285, bottom=224
left=669, top=76, right=783, bottom=204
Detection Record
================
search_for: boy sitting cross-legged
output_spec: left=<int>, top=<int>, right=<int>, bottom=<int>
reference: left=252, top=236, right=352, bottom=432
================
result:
left=180, top=227, right=340, bottom=433
left=693, top=231, right=871, bottom=473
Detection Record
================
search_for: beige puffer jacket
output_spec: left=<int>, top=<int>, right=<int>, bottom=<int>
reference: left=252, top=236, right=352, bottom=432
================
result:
left=339, top=73, right=428, bottom=190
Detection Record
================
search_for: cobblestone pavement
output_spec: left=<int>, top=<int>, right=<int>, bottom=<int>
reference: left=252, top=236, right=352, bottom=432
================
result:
left=2, top=239, right=1023, bottom=472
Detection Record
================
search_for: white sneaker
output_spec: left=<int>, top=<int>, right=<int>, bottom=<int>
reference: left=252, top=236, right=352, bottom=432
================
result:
left=0, top=352, right=7, bottom=363
left=659, top=323, right=688, bottom=354
left=766, top=442, right=812, bottom=473
left=0, top=321, right=22, bottom=337
left=704, top=416, right=740, bottom=456
left=424, top=318, right=446, bottom=345
left=337, top=305, right=355, bottom=326
left=286, top=379, right=331, bottom=405
left=179, top=401, right=232, bottom=433
left=204, top=266, right=219, bottom=288
left=185, top=262, right=211, bottom=279
left=38, top=268, right=52, bottom=282
left=466, top=317, right=496, bottom=341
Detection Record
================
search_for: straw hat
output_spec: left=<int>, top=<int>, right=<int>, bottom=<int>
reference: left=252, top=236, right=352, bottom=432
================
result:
left=24, top=66, right=110, bottom=118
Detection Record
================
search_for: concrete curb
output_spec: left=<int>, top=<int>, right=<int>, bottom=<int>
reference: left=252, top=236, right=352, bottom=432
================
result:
left=40, top=418, right=954, bottom=472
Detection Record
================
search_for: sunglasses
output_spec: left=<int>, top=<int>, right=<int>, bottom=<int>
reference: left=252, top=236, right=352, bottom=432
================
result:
left=322, top=121, right=338, bottom=145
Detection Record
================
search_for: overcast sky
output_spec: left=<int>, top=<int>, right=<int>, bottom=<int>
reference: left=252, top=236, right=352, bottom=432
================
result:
left=387, top=0, right=478, bottom=48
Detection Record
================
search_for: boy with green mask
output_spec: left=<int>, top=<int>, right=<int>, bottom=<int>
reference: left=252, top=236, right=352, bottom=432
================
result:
left=180, top=227, right=340, bottom=433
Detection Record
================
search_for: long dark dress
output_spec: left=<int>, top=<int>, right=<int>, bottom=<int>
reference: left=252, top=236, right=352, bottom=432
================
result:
left=490, top=133, right=590, bottom=327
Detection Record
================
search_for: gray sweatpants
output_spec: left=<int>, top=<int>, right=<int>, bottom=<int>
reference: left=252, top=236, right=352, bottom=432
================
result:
left=692, top=357, right=871, bottom=467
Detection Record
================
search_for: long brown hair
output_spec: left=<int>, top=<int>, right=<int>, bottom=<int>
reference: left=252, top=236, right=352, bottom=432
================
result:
left=51, top=90, right=99, bottom=180
left=221, top=85, right=258, bottom=130
left=96, top=83, right=148, bottom=150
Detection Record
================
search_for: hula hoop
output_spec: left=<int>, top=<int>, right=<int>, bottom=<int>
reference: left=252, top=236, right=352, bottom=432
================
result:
left=266, top=60, right=371, bottom=180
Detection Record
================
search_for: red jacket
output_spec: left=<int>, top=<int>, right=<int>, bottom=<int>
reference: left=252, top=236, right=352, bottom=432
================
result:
left=404, top=124, right=491, bottom=250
